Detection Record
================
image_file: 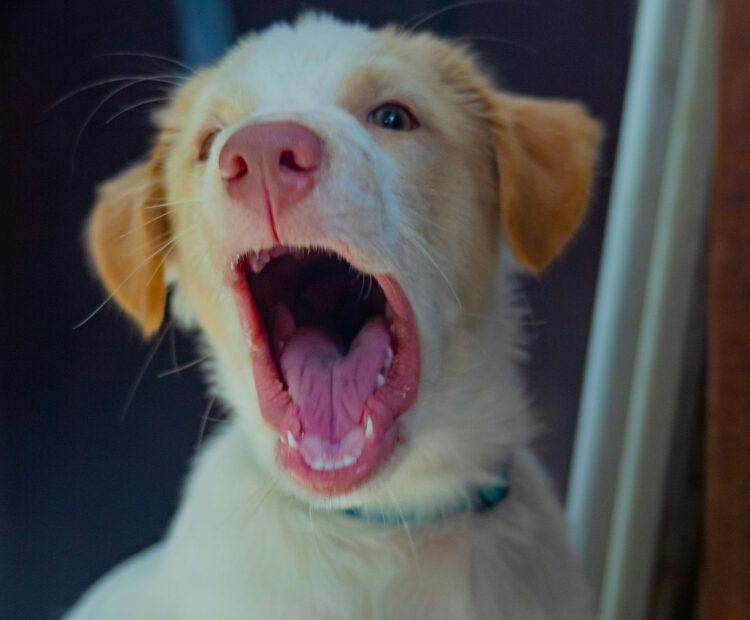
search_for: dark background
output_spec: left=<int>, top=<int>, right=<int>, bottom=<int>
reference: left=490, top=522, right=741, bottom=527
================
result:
left=1, top=1, right=632, bottom=617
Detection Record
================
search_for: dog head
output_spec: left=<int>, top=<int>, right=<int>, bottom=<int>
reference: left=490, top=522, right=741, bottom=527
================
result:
left=86, top=14, right=601, bottom=510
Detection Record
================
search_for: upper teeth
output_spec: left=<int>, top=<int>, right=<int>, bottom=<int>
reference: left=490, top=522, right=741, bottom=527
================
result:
left=287, top=431, right=298, bottom=449
left=249, top=250, right=271, bottom=273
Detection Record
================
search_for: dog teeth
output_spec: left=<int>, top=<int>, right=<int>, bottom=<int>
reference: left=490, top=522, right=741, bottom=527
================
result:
left=365, top=416, right=374, bottom=439
left=308, top=456, right=356, bottom=471
left=287, top=431, right=298, bottom=449
left=376, top=345, right=394, bottom=380
left=248, top=251, right=271, bottom=273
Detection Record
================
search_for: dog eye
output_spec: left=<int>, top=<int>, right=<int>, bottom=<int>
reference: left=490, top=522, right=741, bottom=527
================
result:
left=197, top=129, right=220, bottom=162
left=367, top=103, right=419, bottom=131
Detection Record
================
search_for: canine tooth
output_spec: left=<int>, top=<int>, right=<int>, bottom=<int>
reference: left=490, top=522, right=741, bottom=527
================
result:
left=365, top=416, right=374, bottom=439
left=376, top=373, right=385, bottom=387
left=384, top=346, right=394, bottom=371
left=248, top=250, right=271, bottom=273
left=342, top=456, right=356, bottom=467
left=287, top=431, right=298, bottom=449
left=310, top=459, right=324, bottom=471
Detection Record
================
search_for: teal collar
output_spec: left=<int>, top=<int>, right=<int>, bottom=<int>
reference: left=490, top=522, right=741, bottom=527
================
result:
left=341, top=463, right=511, bottom=526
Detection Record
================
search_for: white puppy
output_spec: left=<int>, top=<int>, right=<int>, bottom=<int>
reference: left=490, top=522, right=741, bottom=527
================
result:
left=67, top=13, right=601, bottom=619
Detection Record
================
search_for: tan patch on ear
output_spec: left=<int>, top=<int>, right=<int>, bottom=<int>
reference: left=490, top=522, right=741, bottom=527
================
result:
left=87, top=153, right=169, bottom=337
left=492, top=94, right=603, bottom=272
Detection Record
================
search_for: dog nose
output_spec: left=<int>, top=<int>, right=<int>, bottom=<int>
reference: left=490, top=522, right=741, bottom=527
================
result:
left=219, top=121, right=323, bottom=212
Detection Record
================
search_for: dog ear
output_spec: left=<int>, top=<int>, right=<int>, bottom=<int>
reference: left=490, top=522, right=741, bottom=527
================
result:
left=86, top=151, right=169, bottom=337
left=490, top=93, right=602, bottom=272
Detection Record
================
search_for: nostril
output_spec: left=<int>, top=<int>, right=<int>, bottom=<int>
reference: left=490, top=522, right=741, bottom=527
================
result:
left=221, top=154, right=249, bottom=181
left=279, top=149, right=309, bottom=173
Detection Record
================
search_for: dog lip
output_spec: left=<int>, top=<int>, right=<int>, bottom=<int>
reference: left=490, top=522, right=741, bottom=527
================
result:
left=230, top=247, right=421, bottom=495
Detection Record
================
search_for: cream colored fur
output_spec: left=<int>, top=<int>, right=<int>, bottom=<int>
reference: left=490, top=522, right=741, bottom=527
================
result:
left=67, top=13, right=601, bottom=619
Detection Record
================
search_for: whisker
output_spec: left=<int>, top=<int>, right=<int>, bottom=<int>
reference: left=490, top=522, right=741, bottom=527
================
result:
left=407, top=0, right=536, bottom=33
left=358, top=271, right=367, bottom=302
left=169, top=317, right=179, bottom=371
left=402, top=11, right=427, bottom=30
left=143, top=234, right=182, bottom=288
left=386, top=488, right=424, bottom=588
left=96, top=51, right=196, bottom=75
left=45, top=74, right=183, bottom=115
left=117, top=210, right=171, bottom=240
left=403, top=231, right=464, bottom=312
left=68, top=76, right=179, bottom=173
left=118, top=229, right=174, bottom=257
left=157, top=354, right=210, bottom=378
left=143, top=198, right=202, bottom=210
left=70, top=80, right=149, bottom=173
left=195, top=395, right=217, bottom=450
left=73, top=225, right=197, bottom=330
left=242, top=477, right=279, bottom=525
left=119, top=317, right=173, bottom=421
left=105, top=96, right=170, bottom=124
left=405, top=211, right=451, bottom=237
left=98, top=178, right=160, bottom=205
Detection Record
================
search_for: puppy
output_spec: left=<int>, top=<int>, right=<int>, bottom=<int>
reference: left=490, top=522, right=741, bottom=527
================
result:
left=67, top=13, right=601, bottom=619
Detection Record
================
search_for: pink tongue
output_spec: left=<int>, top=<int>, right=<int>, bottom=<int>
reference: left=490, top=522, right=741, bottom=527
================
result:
left=274, top=306, right=390, bottom=441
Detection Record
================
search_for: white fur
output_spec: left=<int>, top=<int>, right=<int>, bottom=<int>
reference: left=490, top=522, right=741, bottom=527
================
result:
left=67, top=14, right=593, bottom=619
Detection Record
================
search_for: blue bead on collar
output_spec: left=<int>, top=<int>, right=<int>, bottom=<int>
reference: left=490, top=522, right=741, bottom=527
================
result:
left=341, top=463, right=511, bottom=526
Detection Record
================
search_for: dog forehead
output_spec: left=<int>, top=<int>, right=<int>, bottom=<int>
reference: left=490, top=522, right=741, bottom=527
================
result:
left=219, top=15, right=381, bottom=108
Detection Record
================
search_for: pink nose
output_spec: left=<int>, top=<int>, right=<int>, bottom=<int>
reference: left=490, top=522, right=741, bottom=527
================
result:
left=219, top=122, right=323, bottom=216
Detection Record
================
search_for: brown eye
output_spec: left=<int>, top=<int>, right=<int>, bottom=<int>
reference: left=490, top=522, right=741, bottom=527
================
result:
left=367, top=103, right=419, bottom=131
left=197, top=128, right=220, bottom=162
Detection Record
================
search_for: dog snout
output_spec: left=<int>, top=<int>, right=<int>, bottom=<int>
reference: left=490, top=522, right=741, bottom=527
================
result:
left=219, top=122, right=323, bottom=215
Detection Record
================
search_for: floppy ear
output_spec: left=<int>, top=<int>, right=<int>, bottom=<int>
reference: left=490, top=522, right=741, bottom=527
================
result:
left=86, top=154, right=169, bottom=337
left=491, top=93, right=602, bottom=272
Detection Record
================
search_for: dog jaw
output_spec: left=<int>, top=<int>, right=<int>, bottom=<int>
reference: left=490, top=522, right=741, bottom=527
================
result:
left=230, top=247, right=420, bottom=494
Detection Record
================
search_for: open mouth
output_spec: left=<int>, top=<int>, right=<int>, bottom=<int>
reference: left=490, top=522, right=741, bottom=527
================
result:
left=231, top=246, right=420, bottom=494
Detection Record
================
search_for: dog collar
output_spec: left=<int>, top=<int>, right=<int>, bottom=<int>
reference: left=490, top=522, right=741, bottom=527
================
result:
left=341, top=462, right=511, bottom=526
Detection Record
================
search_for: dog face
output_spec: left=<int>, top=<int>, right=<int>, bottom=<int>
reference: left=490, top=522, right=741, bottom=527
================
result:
left=87, top=14, right=600, bottom=508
